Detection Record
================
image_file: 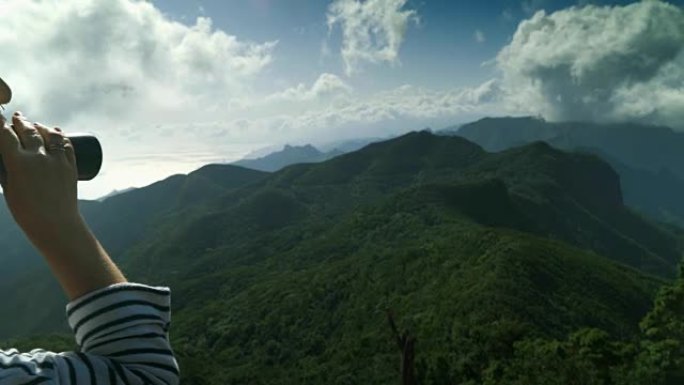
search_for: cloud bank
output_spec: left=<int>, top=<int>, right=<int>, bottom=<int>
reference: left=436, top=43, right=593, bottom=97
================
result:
left=496, top=0, right=684, bottom=127
left=0, top=0, right=276, bottom=126
left=327, top=0, right=418, bottom=75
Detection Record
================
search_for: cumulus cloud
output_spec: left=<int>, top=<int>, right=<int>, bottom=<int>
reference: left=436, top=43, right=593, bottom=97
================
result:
left=496, top=0, right=684, bottom=127
left=0, top=0, right=275, bottom=125
left=327, top=0, right=418, bottom=75
left=267, top=73, right=352, bottom=102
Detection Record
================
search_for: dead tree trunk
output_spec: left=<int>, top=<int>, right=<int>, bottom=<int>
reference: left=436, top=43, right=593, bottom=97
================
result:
left=387, top=311, right=417, bottom=385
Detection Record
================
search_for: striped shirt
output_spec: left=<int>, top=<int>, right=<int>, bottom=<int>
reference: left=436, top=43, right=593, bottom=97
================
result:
left=0, top=282, right=179, bottom=384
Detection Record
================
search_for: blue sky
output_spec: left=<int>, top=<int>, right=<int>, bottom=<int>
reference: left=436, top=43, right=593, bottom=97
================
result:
left=0, top=0, right=682, bottom=198
left=156, top=0, right=506, bottom=91
left=153, top=0, right=655, bottom=91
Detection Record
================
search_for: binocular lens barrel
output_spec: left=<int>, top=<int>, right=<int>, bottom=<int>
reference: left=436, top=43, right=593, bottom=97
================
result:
left=0, top=133, right=102, bottom=181
left=68, top=134, right=103, bottom=181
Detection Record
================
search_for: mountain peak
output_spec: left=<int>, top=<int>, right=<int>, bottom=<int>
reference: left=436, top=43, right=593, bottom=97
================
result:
left=233, top=143, right=332, bottom=172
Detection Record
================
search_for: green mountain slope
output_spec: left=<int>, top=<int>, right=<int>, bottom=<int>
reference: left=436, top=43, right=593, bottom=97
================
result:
left=168, top=193, right=661, bottom=384
left=1, top=132, right=682, bottom=384
left=129, top=133, right=680, bottom=285
left=114, top=133, right=679, bottom=382
left=0, top=164, right=268, bottom=338
left=82, top=164, right=269, bottom=258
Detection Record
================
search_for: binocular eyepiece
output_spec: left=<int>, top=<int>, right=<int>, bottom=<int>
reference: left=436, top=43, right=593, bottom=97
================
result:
left=0, top=77, right=102, bottom=181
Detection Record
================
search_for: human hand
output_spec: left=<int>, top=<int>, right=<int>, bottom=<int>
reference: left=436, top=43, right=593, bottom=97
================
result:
left=0, top=111, right=80, bottom=245
left=0, top=111, right=125, bottom=299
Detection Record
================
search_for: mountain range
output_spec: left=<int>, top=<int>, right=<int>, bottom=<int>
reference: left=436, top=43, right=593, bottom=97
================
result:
left=1, top=125, right=683, bottom=384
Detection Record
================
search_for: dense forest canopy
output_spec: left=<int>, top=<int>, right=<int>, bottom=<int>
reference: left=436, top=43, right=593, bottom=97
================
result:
left=1, top=130, right=683, bottom=384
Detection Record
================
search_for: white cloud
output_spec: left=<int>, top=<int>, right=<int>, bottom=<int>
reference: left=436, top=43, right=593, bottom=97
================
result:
left=267, top=73, right=352, bottom=102
left=496, top=0, right=684, bottom=128
left=474, top=29, right=486, bottom=43
left=327, top=0, right=418, bottom=76
left=252, top=80, right=502, bottom=143
left=0, top=0, right=276, bottom=125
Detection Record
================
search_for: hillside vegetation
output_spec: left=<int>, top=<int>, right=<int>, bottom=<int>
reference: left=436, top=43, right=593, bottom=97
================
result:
left=1, top=131, right=684, bottom=384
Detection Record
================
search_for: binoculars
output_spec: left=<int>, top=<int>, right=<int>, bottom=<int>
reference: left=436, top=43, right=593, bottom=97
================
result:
left=0, top=77, right=102, bottom=181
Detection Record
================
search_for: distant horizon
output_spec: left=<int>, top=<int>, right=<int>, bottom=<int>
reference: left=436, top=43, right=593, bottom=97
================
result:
left=90, top=113, right=684, bottom=201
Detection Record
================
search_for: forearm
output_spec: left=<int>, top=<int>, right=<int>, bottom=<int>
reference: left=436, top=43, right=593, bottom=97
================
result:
left=0, top=112, right=177, bottom=384
left=31, top=213, right=127, bottom=301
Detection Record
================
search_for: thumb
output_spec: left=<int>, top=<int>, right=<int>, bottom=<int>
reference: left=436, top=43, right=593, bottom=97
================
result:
left=0, top=114, right=20, bottom=158
left=0, top=115, right=20, bottom=189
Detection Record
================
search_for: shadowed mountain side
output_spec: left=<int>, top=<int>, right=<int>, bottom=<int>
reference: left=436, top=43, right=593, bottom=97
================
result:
left=574, top=148, right=684, bottom=229
left=460, top=143, right=681, bottom=276
left=453, top=117, right=684, bottom=228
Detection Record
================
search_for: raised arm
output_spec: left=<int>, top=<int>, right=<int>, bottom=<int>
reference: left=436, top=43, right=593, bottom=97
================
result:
left=0, top=111, right=179, bottom=384
left=0, top=111, right=126, bottom=300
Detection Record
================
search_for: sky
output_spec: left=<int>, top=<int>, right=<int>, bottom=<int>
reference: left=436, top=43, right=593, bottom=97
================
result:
left=0, top=0, right=683, bottom=198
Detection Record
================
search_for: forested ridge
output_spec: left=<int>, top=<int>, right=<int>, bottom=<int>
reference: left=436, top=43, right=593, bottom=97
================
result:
left=2, top=130, right=684, bottom=384
left=455, top=117, right=684, bottom=228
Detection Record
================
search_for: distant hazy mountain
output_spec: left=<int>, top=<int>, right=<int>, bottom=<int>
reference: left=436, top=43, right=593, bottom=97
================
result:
left=317, top=137, right=383, bottom=153
left=97, top=187, right=137, bottom=201
left=233, top=144, right=342, bottom=172
left=452, top=116, right=684, bottom=227
left=239, top=144, right=283, bottom=160
left=233, top=138, right=385, bottom=173
left=456, top=116, right=684, bottom=178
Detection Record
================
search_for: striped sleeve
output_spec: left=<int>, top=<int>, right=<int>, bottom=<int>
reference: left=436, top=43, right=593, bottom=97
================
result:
left=0, top=282, right=180, bottom=384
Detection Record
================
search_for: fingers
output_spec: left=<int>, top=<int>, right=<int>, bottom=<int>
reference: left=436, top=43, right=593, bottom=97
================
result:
left=34, top=122, right=63, bottom=150
left=0, top=116, right=19, bottom=188
left=63, top=135, right=76, bottom=166
left=12, top=112, right=44, bottom=152
left=34, top=122, right=75, bottom=164
left=52, top=126, right=74, bottom=162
